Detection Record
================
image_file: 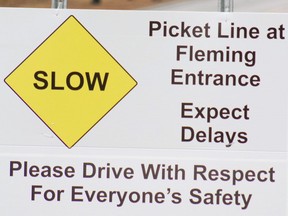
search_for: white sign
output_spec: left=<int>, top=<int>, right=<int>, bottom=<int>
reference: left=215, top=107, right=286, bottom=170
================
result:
left=0, top=8, right=287, bottom=216
left=0, top=9, right=288, bottom=151
left=0, top=147, right=286, bottom=216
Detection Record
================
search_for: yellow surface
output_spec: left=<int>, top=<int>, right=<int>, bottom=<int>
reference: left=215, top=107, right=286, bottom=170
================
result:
left=5, top=16, right=137, bottom=148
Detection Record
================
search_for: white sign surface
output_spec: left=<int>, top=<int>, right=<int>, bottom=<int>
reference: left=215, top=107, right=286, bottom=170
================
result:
left=0, top=8, right=287, bottom=151
left=0, top=147, right=287, bottom=216
left=0, top=8, right=287, bottom=216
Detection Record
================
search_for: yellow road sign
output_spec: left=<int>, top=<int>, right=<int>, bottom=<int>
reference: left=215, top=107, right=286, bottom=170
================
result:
left=5, top=16, right=137, bottom=148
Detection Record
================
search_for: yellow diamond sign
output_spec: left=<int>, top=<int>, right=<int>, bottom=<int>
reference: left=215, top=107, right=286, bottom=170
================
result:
left=5, top=16, right=137, bottom=148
